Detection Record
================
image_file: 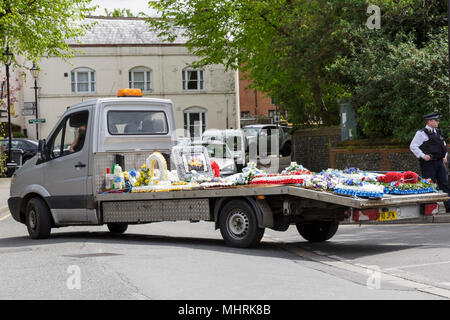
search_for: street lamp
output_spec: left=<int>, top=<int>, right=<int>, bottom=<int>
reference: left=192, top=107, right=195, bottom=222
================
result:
left=3, top=46, right=13, bottom=166
left=30, top=63, right=40, bottom=140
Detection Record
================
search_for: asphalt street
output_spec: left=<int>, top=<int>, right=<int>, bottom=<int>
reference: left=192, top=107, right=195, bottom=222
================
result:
left=1, top=177, right=450, bottom=300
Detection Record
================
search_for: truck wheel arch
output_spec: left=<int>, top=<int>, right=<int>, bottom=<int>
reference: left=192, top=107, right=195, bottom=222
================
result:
left=20, top=193, right=54, bottom=226
left=213, top=196, right=265, bottom=230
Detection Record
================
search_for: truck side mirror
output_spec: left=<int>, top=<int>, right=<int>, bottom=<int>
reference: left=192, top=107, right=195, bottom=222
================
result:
left=38, top=139, right=49, bottom=161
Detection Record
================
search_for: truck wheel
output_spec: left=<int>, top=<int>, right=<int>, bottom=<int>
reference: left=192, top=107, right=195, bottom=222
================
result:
left=296, top=221, right=339, bottom=242
left=107, top=223, right=128, bottom=234
left=26, top=197, right=52, bottom=239
left=219, top=200, right=265, bottom=248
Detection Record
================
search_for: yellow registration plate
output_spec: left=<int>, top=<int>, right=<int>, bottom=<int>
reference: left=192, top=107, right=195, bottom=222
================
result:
left=378, top=210, right=398, bottom=221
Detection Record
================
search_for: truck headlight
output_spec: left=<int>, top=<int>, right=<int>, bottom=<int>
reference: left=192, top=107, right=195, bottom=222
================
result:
left=222, top=163, right=236, bottom=171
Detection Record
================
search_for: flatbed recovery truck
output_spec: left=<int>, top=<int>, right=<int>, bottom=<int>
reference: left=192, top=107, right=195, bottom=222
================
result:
left=8, top=92, right=450, bottom=248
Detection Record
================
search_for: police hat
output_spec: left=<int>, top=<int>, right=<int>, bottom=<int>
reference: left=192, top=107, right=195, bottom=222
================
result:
left=424, top=112, right=439, bottom=120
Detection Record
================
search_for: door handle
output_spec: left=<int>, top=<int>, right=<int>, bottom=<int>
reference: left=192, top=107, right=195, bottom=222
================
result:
left=74, top=162, right=86, bottom=168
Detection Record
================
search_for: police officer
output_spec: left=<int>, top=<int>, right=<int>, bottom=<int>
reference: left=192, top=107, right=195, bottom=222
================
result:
left=410, top=112, right=450, bottom=212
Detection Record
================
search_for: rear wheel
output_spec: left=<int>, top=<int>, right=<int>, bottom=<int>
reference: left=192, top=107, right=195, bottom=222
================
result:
left=26, top=197, right=52, bottom=239
left=107, top=223, right=128, bottom=234
left=296, top=221, right=339, bottom=242
left=219, top=200, right=265, bottom=248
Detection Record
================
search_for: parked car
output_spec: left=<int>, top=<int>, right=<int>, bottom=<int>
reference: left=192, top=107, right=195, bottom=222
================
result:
left=201, top=129, right=246, bottom=170
left=242, top=124, right=292, bottom=157
left=193, top=140, right=237, bottom=176
left=0, top=138, right=38, bottom=163
left=0, top=138, right=38, bottom=177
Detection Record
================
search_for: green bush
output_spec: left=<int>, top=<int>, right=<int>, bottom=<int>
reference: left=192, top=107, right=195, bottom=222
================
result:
left=335, top=30, right=448, bottom=144
left=12, top=131, right=27, bottom=138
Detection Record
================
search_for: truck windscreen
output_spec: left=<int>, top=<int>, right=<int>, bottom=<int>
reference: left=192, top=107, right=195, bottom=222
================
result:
left=107, top=111, right=168, bottom=135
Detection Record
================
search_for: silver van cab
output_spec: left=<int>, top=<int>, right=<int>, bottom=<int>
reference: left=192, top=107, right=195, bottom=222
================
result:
left=8, top=93, right=176, bottom=238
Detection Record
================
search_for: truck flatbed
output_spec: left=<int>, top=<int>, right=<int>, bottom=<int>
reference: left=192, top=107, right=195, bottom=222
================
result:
left=96, top=184, right=449, bottom=209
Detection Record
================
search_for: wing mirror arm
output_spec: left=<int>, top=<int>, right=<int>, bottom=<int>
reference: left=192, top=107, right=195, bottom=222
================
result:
left=38, top=139, right=49, bottom=162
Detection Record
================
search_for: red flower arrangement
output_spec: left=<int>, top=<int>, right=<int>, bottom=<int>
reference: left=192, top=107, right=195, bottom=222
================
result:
left=250, top=178, right=304, bottom=185
left=210, top=160, right=220, bottom=177
left=402, top=171, right=418, bottom=184
left=377, top=171, right=419, bottom=184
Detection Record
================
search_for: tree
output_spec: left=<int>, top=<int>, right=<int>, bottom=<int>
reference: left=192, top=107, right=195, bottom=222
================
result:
left=145, top=0, right=448, bottom=134
left=144, top=0, right=362, bottom=126
left=331, top=0, right=448, bottom=142
left=145, top=0, right=341, bottom=124
left=0, top=0, right=95, bottom=65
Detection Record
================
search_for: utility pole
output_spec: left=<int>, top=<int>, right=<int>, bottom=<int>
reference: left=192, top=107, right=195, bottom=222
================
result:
left=254, top=89, right=258, bottom=118
left=4, top=47, right=13, bottom=165
left=30, top=63, right=40, bottom=140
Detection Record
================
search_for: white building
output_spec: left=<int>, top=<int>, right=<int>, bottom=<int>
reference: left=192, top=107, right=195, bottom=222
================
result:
left=18, top=17, right=239, bottom=140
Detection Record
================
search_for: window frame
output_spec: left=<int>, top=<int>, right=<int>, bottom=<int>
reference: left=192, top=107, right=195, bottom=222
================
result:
left=183, top=107, right=207, bottom=138
left=129, top=67, right=152, bottom=92
left=46, top=110, right=89, bottom=160
left=182, top=68, right=205, bottom=91
left=241, top=111, right=251, bottom=119
left=71, top=67, right=96, bottom=94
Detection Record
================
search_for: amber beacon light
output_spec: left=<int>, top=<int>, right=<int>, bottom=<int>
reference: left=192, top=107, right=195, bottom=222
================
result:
left=117, top=88, right=143, bottom=97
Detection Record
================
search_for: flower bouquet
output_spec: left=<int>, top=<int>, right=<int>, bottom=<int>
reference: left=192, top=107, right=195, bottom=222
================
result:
left=376, top=171, right=437, bottom=194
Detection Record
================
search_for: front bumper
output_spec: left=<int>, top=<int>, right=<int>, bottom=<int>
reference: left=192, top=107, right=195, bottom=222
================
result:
left=8, top=197, right=23, bottom=223
left=220, top=170, right=236, bottom=177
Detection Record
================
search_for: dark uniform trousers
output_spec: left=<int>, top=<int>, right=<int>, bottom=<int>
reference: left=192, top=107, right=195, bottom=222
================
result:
left=420, top=159, right=450, bottom=211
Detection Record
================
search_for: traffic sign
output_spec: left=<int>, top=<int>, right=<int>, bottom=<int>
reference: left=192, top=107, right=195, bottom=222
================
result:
left=22, top=109, right=35, bottom=116
left=28, top=118, right=46, bottom=124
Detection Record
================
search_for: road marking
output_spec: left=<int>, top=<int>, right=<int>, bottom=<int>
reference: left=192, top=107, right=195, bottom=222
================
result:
left=385, top=261, right=450, bottom=270
left=264, top=238, right=450, bottom=299
left=0, top=214, right=11, bottom=222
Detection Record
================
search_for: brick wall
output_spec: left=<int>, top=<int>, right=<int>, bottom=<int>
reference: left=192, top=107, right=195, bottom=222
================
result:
left=292, top=127, right=341, bottom=172
left=329, top=148, right=421, bottom=173
left=239, top=75, right=276, bottom=118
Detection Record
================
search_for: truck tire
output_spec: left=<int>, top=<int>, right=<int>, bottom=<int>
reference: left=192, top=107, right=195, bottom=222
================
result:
left=296, top=221, right=339, bottom=242
left=26, top=197, right=52, bottom=239
left=219, top=200, right=265, bottom=248
left=107, top=223, right=128, bottom=234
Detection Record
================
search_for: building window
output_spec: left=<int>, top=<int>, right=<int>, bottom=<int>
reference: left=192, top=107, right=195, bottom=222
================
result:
left=71, top=68, right=95, bottom=93
left=268, top=110, right=276, bottom=118
left=129, top=67, right=152, bottom=92
left=241, top=111, right=251, bottom=118
left=184, top=107, right=207, bottom=139
left=182, top=68, right=204, bottom=91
